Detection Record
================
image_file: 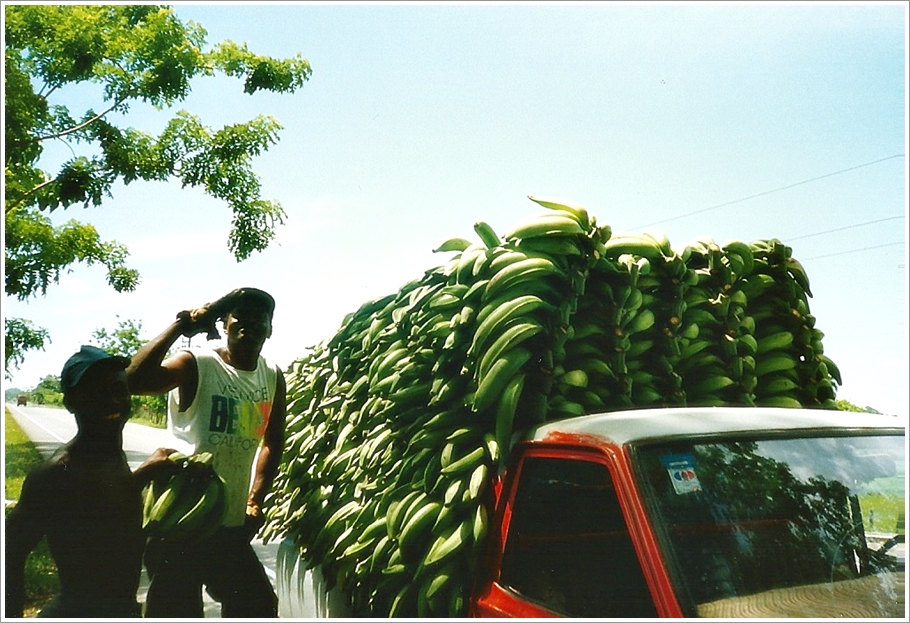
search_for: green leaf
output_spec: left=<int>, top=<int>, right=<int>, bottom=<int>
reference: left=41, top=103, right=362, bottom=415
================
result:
left=4, top=4, right=311, bottom=371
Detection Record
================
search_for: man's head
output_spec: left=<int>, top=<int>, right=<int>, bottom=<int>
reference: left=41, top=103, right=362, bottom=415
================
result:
left=220, top=288, right=275, bottom=355
left=61, top=346, right=132, bottom=426
left=226, top=287, right=275, bottom=320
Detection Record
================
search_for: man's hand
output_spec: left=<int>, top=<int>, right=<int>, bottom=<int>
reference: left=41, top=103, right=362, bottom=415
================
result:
left=176, top=308, right=220, bottom=340
left=176, top=290, right=244, bottom=340
left=243, top=501, right=266, bottom=541
left=134, top=447, right=181, bottom=487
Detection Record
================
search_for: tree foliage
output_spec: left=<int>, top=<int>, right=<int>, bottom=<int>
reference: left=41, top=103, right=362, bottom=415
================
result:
left=4, top=318, right=50, bottom=379
left=30, top=374, right=65, bottom=407
left=4, top=4, right=311, bottom=375
left=90, top=316, right=148, bottom=358
left=836, top=399, right=882, bottom=414
left=91, top=317, right=169, bottom=426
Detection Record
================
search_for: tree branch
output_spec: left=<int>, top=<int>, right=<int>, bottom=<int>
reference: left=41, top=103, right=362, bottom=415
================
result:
left=36, top=95, right=128, bottom=142
left=5, top=177, right=55, bottom=213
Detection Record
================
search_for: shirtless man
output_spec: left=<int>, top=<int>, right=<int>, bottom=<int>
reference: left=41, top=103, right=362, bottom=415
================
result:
left=4, top=345, right=174, bottom=618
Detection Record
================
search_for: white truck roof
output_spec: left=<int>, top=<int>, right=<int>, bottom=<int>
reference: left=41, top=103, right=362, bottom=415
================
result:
left=525, top=407, right=905, bottom=447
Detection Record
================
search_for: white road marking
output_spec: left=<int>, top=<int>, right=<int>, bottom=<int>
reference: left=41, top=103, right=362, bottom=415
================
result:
left=8, top=406, right=68, bottom=443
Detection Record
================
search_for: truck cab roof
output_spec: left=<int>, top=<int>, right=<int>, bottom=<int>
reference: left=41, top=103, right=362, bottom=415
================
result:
left=524, top=406, right=905, bottom=447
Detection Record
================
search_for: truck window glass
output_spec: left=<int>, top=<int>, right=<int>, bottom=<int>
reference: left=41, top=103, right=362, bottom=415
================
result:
left=499, top=455, right=658, bottom=618
left=636, top=433, right=905, bottom=618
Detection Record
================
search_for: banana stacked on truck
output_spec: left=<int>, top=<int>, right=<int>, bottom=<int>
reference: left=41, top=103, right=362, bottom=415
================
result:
left=667, top=237, right=751, bottom=406
left=142, top=451, right=227, bottom=542
left=262, top=195, right=842, bottom=617
left=549, top=227, right=694, bottom=414
left=736, top=238, right=841, bottom=407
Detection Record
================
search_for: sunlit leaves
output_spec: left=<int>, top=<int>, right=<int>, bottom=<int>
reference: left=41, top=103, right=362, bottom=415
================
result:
left=4, top=208, right=140, bottom=301
left=208, top=40, right=312, bottom=94
left=4, top=318, right=50, bottom=379
left=4, top=4, right=309, bottom=248
left=3, top=59, right=46, bottom=167
left=230, top=199, right=287, bottom=261
left=4, top=4, right=310, bottom=367
left=91, top=317, right=147, bottom=358
left=212, top=116, right=282, bottom=160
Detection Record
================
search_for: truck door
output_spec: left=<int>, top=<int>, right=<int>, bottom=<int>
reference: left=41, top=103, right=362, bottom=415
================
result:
left=471, top=446, right=661, bottom=618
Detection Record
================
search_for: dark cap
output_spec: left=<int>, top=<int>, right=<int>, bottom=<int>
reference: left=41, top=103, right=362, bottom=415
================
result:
left=227, top=287, right=276, bottom=317
left=60, top=345, right=131, bottom=395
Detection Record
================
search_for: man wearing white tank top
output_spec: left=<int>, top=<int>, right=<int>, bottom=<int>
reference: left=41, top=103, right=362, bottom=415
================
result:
left=128, top=287, right=287, bottom=618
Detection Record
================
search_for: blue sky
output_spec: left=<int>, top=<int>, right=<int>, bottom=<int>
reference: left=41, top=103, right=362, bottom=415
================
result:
left=4, top=1, right=908, bottom=416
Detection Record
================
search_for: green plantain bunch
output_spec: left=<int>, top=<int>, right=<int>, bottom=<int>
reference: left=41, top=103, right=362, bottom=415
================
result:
left=142, top=451, right=227, bottom=543
left=262, top=195, right=841, bottom=617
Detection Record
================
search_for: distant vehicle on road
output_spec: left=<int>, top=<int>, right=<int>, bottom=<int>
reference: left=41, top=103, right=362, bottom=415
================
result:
left=16, top=394, right=28, bottom=406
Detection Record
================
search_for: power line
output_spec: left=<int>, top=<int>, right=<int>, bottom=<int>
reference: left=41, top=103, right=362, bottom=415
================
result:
left=785, top=215, right=906, bottom=242
left=635, top=153, right=905, bottom=229
left=801, top=241, right=903, bottom=261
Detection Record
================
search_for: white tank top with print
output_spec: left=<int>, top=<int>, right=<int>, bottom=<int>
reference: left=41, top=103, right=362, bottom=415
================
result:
left=166, top=349, right=277, bottom=527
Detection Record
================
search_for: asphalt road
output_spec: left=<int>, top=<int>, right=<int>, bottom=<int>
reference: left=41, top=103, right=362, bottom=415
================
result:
left=6, top=403, right=280, bottom=618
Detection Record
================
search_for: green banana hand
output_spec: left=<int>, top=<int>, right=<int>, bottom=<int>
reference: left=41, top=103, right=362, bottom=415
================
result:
left=503, top=212, right=586, bottom=240
left=473, top=221, right=501, bottom=249
left=473, top=347, right=533, bottom=413
left=526, top=194, right=591, bottom=229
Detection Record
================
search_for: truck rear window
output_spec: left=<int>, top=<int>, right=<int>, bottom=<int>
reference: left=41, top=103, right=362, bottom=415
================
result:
left=635, top=432, right=905, bottom=618
left=499, top=456, right=658, bottom=617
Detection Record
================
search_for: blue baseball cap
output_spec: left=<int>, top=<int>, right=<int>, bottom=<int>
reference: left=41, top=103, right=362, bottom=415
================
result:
left=60, top=345, right=131, bottom=395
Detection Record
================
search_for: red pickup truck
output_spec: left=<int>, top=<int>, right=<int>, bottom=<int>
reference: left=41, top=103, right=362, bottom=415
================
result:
left=275, top=407, right=906, bottom=618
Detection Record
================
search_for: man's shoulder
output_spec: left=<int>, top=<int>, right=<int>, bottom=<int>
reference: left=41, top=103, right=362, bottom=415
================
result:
left=179, top=347, right=215, bottom=368
left=260, top=355, right=282, bottom=378
left=191, top=348, right=215, bottom=361
left=21, top=454, right=68, bottom=491
left=165, top=347, right=199, bottom=368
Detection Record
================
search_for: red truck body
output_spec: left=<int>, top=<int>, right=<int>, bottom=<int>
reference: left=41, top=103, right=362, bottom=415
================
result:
left=470, top=434, right=683, bottom=617
left=276, top=407, right=906, bottom=618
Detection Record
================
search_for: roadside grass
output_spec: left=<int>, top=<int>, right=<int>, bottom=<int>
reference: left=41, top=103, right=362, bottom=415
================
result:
left=860, top=463, right=906, bottom=534
left=5, top=408, right=59, bottom=616
left=129, top=407, right=166, bottom=429
left=860, top=492, right=906, bottom=534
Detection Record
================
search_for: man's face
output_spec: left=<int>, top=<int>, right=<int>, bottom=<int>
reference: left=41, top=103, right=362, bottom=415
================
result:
left=66, top=362, right=132, bottom=429
left=224, top=304, right=273, bottom=351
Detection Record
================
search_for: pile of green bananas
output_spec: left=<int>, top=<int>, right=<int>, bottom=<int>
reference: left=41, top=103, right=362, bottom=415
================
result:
left=736, top=238, right=841, bottom=407
left=142, top=451, right=227, bottom=542
left=261, top=196, right=841, bottom=617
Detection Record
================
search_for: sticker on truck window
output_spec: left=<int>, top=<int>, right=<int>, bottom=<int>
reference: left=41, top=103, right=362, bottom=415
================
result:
left=660, top=454, right=701, bottom=494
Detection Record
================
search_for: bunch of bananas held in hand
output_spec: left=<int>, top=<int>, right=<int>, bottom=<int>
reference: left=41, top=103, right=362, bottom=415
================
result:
left=142, top=451, right=227, bottom=542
